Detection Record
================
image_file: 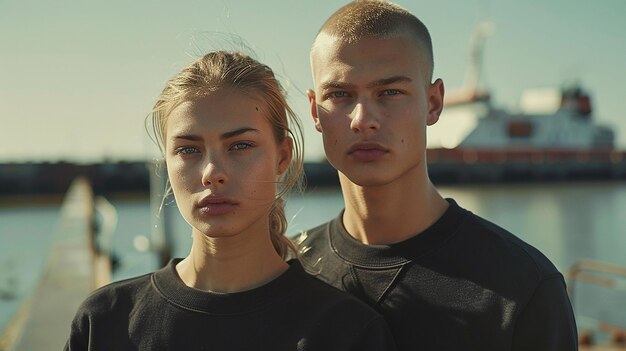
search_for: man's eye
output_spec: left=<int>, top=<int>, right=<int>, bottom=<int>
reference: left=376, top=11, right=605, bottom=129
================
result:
left=328, top=91, right=349, bottom=99
left=381, top=89, right=401, bottom=96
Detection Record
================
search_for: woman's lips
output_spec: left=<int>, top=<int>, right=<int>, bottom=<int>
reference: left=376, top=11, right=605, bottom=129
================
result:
left=196, top=197, right=238, bottom=215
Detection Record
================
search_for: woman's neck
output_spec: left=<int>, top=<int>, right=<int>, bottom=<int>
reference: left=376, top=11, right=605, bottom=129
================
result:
left=175, top=228, right=289, bottom=293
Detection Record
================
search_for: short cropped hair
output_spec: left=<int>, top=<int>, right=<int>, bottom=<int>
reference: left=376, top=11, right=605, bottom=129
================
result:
left=314, top=0, right=434, bottom=80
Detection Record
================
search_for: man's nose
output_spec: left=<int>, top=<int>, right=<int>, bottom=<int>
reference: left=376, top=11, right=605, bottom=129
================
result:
left=349, top=100, right=380, bottom=133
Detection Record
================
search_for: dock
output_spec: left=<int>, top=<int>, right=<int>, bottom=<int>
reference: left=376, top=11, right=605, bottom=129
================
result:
left=1, top=178, right=111, bottom=350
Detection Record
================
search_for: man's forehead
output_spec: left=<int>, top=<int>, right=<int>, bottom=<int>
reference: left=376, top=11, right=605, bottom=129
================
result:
left=311, top=32, right=432, bottom=83
left=311, top=32, right=338, bottom=52
left=310, top=33, right=343, bottom=65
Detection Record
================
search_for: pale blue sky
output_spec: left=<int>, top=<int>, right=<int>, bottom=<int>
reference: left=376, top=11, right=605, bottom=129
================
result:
left=1, top=0, right=624, bottom=162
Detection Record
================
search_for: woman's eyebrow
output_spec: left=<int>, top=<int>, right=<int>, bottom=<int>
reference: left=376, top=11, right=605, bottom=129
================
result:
left=171, top=127, right=259, bottom=142
left=173, top=134, right=202, bottom=141
left=220, top=127, right=259, bottom=140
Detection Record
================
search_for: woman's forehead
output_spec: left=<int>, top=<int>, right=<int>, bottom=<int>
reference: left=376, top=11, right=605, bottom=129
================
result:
left=165, top=93, right=270, bottom=137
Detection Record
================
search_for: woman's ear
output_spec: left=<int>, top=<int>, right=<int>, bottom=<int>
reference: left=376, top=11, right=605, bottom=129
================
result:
left=277, top=136, right=293, bottom=175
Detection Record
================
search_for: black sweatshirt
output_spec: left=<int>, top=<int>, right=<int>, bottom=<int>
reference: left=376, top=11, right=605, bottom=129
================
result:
left=297, top=198, right=578, bottom=350
left=65, top=259, right=396, bottom=351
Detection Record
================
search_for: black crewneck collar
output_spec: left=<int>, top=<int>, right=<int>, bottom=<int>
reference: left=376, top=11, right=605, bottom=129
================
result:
left=152, top=258, right=304, bottom=315
left=328, top=198, right=467, bottom=267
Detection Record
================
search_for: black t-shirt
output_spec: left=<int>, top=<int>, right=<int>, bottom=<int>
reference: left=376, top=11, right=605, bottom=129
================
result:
left=65, top=259, right=396, bottom=351
left=297, top=199, right=578, bottom=350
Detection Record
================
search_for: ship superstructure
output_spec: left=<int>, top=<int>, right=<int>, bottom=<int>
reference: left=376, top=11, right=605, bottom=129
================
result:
left=425, top=23, right=626, bottom=182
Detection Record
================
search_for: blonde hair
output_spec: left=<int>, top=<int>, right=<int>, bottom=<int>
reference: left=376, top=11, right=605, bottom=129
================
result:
left=149, top=51, right=304, bottom=259
left=314, top=0, right=434, bottom=80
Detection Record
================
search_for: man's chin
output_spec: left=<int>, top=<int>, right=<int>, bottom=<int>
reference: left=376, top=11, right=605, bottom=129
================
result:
left=338, top=171, right=393, bottom=188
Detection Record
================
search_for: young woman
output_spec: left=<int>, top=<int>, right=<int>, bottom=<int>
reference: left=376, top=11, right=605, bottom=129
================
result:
left=64, top=51, right=396, bottom=350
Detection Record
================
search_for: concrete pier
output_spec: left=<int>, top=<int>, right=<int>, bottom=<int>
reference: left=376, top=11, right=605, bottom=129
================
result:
left=3, top=178, right=111, bottom=350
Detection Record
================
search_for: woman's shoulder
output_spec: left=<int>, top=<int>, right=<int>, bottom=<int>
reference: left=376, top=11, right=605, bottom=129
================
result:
left=77, top=272, right=154, bottom=316
left=66, top=272, right=157, bottom=347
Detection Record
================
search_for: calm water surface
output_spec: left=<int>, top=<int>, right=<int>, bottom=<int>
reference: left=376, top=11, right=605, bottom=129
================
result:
left=0, top=204, right=59, bottom=332
left=1, top=181, right=625, bottom=334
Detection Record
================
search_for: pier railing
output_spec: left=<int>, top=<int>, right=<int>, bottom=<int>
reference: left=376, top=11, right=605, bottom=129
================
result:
left=568, top=259, right=626, bottom=349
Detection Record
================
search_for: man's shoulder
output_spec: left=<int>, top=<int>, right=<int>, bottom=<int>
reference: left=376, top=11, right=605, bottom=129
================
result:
left=303, top=219, right=332, bottom=237
left=294, top=218, right=334, bottom=252
left=292, top=217, right=345, bottom=281
left=294, top=262, right=376, bottom=312
left=458, top=209, right=561, bottom=278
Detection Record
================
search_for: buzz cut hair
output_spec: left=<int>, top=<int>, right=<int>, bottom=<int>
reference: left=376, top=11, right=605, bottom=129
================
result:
left=314, top=0, right=434, bottom=80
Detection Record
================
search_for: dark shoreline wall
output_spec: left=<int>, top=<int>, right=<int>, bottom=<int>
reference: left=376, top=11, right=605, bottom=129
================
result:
left=0, top=161, right=342, bottom=197
left=0, top=162, right=151, bottom=197
left=2, top=158, right=626, bottom=198
left=0, top=161, right=339, bottom=197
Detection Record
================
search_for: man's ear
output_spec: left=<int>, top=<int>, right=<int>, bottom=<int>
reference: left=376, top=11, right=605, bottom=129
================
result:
left=426, top=79, right=445, bottom=126
left=307, top=89, right=322, bottom=132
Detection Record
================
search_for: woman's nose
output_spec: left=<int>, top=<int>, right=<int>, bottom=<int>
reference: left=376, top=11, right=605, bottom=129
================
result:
left=201, top=160, right=227, bottom=187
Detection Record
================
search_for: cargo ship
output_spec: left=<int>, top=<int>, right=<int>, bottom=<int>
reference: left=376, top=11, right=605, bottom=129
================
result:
left=424, top=23, right=626, bottom=183
left=426, top=83, right=626, bottom=183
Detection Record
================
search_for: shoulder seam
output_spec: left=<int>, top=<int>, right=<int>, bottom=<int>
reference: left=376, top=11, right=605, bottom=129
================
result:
left=465, top=213, right=557, bottom=279
left=516, top=272, right=566, bottom=319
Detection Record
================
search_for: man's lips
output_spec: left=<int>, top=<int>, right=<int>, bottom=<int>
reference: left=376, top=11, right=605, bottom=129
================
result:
left=347, top=142, right=389, bottom=161
left=196, top=196, right=238, bottom=215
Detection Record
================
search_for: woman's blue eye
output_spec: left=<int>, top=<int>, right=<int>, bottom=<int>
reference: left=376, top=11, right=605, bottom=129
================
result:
left=176, top=146, right=199, bottom=155
left=231, top=142, right=253, bottom=151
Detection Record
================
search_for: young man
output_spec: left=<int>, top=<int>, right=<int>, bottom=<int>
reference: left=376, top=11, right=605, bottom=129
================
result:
left=297, top=1, right=578, bottom=349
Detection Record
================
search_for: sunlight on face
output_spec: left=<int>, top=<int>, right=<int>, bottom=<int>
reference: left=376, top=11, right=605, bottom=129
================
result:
left=164, top=90, right=292, bottom=239
left=309, top=34, right=439, bottom=186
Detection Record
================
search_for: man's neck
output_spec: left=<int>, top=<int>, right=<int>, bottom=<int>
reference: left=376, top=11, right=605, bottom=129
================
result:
left=339, top=172, right=448, bottom=245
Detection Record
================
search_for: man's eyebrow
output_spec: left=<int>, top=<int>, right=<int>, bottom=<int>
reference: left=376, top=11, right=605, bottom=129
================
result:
left=366, top=75, right=413, bottom=88
left=319, top=81, right=356, bottom=91
left=319, top=76, right=413, bottom=90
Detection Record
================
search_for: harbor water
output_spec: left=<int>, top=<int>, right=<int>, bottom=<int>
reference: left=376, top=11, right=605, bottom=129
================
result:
left=2, top=181, right=626, bottom=339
